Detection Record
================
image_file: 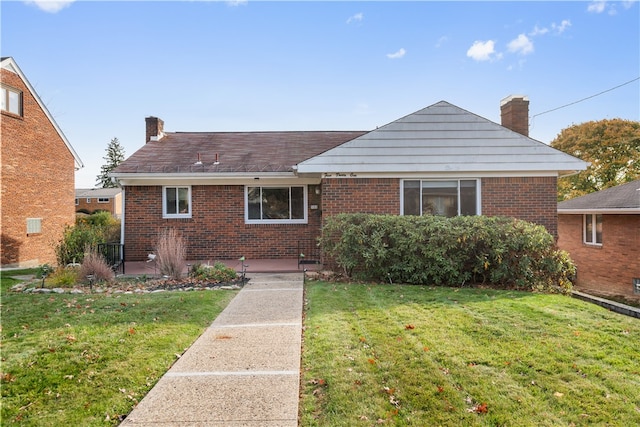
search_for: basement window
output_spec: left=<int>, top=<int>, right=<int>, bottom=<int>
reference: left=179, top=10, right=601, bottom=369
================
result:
left=1, top=85, right=22, bottom=116
left=26, top=218, right=42, bottom=234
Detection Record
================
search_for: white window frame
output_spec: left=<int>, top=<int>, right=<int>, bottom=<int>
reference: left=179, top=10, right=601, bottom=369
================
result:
left=163, top=186, right=192, bottom=219
left=97, top=197, right=109, bottom=203
left=244, top=185, right=308, bottom=224
left=1, top=85, right=22, bottom=116
left=583, top=213, right=603, bottom=246
left=75, top=198, right=79, bottom=205
left=86, top=198, right=91, bottom=203
left=400, top=179, right=481, bottom=217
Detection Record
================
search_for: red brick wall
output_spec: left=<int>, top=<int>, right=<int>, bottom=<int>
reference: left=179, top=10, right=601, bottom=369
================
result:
left=321, top=178, right=400, bottom=216
left=76, top=197, right=117, bottom=216
left=123, top=184, right=322, bottom=261
left=481, top=176, right=558, bottom=237
left=123, top=176, right=560, bottom=262
left=558, top=214, right=640, bottom=300
left=1, top=68, right=76, bottom=267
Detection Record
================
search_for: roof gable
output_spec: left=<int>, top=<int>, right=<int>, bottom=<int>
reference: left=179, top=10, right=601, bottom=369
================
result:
left=1, top=57, right=84, bottom=169
left=297, top=101, right=588, bottom=176
left=558, top=179, right=640, bottom=213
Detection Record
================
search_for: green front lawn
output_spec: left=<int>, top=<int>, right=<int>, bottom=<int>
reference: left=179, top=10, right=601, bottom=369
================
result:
left=300, top=282, right=640, bottom=426
left=1, top=270, right=238, bottom=426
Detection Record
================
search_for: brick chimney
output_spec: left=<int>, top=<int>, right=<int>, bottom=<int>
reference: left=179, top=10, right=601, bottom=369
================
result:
left=145, top=116, right=164, bottom=143
left=500, top=95, right=529, bottom=137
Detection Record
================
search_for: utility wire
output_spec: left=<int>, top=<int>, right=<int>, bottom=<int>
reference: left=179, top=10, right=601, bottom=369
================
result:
left=531, top=76, right=640, bottom=119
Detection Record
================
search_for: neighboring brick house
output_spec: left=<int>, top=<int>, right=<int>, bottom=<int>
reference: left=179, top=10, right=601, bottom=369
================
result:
left=75, top=188, right=123, bottom=219
left=111, top=96, right=587, bottom=262
left=1, top=57, right=83, bottom=268
left=557, top=180, right=640, bottom=301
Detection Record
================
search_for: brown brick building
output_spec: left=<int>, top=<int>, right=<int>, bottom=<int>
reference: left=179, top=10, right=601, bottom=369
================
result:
left=558, top=180, right=640, bottom=301
left=112, top=97, right=587, bottom=263
left=75, top=188, right=123, bottom=219
left=1, top=57, right=83, bottom=268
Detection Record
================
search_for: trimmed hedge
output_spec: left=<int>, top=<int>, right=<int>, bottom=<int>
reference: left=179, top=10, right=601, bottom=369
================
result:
left=319, top=214, right=575, bottom=293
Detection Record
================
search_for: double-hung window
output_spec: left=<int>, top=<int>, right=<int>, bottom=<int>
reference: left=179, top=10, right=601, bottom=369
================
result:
left=402, top=179, right=478, bottom=217
left=1, top=85, right=22, bottom=116
left=163, top=186, right=191, bottom=218
left=245, top=186, right=307, bottom=224
left=583, top=213, right=602, bottom=245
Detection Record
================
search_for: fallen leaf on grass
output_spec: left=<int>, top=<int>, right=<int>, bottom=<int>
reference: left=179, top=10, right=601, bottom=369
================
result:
left=1, top=372, right=16, bottom=383
left=467, top=402, right=488, bottom=414
left=368, top=358, right=376, bottom=365
left=554, top=392, right=564, bottom=397
left=405, top=324, right=415, bottom=330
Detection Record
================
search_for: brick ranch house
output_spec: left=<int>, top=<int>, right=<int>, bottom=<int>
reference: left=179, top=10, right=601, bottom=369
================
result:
left=111, top=96, right=587, bottom=263
left=75, top=188, right=123, bottom=219
left=1, top=57, right=84, bottom=268
left=557, top=179, right=640, bottom=301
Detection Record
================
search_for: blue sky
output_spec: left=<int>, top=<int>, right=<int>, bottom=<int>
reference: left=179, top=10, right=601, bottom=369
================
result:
left=2, top=0, right=638, bottom=188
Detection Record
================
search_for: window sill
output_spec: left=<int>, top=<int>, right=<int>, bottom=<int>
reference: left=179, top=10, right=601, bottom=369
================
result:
left=1, top=110, right=23, bottom=120
left=583, top=242, right=603, bottom=248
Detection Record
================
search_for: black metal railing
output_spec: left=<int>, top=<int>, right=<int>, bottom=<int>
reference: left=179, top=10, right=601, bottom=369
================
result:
left=297, top=239, right=321, bottom=269
left=97, top=243, right=125, bottom=275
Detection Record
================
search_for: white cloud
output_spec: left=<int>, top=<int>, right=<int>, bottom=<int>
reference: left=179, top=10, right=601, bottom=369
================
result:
left=552, top=19, right=571, bottom=34
left=23, top=0, right=75, bottom=13
left=227, top=0, right=248, bottom=6
left=587, top=1, right=607, bottom=13
left=435, top=36, right=448, bottom=48
left=347, top=13, right=363, bottom=24
left=529, top=25, right=549, bottom=36
left=466, top=40, right=499, bottom=61
left=386, top=48, right=406, bottom=59
left=507, top=34, right=534, bottom=55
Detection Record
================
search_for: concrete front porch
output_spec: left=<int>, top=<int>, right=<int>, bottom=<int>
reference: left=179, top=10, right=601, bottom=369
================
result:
left=121, top=258, right=323, bottom=276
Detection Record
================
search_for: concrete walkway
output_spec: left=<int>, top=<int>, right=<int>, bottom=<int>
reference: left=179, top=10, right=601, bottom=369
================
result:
left=120, top=273, right=304, bottom=426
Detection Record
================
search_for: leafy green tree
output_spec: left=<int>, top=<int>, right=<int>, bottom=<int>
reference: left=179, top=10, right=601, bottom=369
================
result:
left=96, top=137, right=125, bottom=188
left=551, top=119, right=640, bottom=200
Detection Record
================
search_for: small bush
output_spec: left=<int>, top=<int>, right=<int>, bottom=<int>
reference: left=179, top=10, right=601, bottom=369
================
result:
left=320, top=213, right=575, bottom=293
left=79, top=247, right=115, bottom=284
left=48, top=266, right=80, bottom=287
left=55, top=212, right=121, bottom=265
left=190, top=262, right=238, bottom=283
left=155, top=228, right=186, bottom=280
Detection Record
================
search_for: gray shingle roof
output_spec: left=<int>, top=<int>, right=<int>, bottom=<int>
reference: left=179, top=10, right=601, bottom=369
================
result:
left=298, top=101, right=588, bottom=175
left=558, top=179, right=640, bottom=212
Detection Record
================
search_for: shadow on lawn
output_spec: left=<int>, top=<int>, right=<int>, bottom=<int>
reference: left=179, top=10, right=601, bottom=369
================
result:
left=304, top=280, right=545, bottom=315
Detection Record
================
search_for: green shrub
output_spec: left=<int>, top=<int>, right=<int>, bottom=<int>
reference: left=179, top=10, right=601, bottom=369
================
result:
left=319, top=214, right=575, bottom=293
left=55, top=212, right=121, bottom=266
left=47, top=266, right=80, bottom=287
left=190, top=262, right=238, bottom=283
